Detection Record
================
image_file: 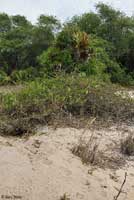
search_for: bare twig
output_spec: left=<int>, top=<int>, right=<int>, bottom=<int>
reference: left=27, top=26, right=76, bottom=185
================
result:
left=114, top=172, right=127, bottom=200
left=79, top=117, right=96, bottom=142
left=81, top=117, right=96, bottom=135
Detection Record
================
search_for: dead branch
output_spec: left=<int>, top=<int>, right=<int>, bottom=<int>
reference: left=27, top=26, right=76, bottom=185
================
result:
left=82, top=117, right=96, bottom=135
left=79, top=117, right=96, bottom=141
left=114, top=172, right=127, bottom=200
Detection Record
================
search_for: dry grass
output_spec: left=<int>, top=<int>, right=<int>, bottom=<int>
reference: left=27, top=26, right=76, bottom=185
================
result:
left=85, top=87, right=134, bottom=122
left=72, top=128, right=126, bottom=169
left=60, top=194, right=70, bottom=200
left=0, top=115, right=49, bottom=137
left=72, top=137, right=125, bottom=169
left=121, top=133, right=134, bottom=156
left=72, top=131, right=100, bottom=165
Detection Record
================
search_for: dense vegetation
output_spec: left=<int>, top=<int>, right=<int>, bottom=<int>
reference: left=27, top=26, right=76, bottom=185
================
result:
left=0, top=3, right=134, bottom=85
left=0, top=74, right=134, bottom=136
left=0, top=3, right=134, bottom=136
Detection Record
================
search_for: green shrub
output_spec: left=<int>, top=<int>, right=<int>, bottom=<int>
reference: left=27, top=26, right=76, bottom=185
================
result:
left=38, top=47, right=73, bottom=74
left=77, top=58, right=109, bottom=78
left=0, top=70, right=10, bottom=85
left=106, top=61, right=125, bottom=83
left=1, top=75, right=134, bottom=120
left=10, top=67, right=38, bottom=83
left=0, top=75, right=134, bottom=136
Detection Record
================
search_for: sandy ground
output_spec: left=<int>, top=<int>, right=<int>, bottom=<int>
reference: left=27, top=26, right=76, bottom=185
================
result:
left=0, top=85, right=24, bottom=94
left=0, top=126, right=134, bottom=200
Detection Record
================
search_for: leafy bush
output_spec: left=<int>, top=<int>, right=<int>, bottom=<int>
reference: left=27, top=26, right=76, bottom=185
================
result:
left=0, top=75, right=134, bottom=123
left=106, top=61, right=124, bottom=83
left=76, top=58, right=110, bottom=83
left=0, top=70, right=10, bottom=85
left=38, top=47, right=74, bottom=74
left=10, top=67, right=39, bottom=82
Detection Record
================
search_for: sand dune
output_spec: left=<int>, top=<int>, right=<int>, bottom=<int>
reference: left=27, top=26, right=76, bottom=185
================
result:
left=0, top=126, right=134, bottom=200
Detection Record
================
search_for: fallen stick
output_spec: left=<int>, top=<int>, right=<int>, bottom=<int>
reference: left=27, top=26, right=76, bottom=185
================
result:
left=114, top=172, right=127, bottom=200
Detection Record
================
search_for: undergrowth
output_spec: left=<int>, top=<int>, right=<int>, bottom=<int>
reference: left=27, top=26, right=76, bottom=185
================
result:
left=0, top=74, right=134, bottom=136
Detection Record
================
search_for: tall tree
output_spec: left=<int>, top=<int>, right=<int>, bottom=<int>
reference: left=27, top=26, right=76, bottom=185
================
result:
left=11, top=15, right=31, bottom=28
left=0, top=13, right=11, bottom=33
left=37, top=15, right=61, bottom=32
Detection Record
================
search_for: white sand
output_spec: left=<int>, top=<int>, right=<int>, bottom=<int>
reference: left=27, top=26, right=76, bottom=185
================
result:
left=0, top=126, right=134, bottom=200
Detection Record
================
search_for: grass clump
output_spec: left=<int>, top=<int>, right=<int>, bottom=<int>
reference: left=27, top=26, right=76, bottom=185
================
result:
left=72, top=130, right=100, bottom=165
left=72, top=132, right=125, bottom=169
left=60, top=193, right=70, bottom=200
